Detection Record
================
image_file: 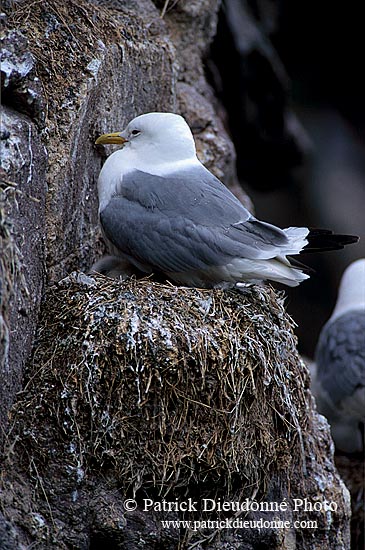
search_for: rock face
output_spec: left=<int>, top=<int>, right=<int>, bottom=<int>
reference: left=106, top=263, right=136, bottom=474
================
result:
left=0, top=0, right=353, bottom=548
left=210, top=0, right=309, bottom=189
left=0, top=105, right=47, bottom=435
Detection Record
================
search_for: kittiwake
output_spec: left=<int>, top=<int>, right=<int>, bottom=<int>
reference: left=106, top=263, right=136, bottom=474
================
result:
left=312, top=258, right=365, bottom=453
left=93, top=112, right=358, bottom=288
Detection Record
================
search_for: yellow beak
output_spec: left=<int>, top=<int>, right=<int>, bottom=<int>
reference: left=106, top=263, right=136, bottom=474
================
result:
left=95, top=132, right=128, bottom=145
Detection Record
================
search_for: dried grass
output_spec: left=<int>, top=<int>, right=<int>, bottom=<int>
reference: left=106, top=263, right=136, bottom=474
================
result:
left=8, top=272, right=308, bottom=502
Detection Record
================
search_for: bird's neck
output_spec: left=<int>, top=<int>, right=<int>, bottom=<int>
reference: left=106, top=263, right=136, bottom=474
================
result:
left=140, top=157, right=201, bottom=176
left=330, top=288, right=365, bottom=322
left=115, top=145, right=200, bottom=175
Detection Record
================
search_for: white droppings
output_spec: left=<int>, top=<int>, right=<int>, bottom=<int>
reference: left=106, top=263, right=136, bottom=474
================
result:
left=76, top=467, right=84, bottom=483
left=86, top=58, right=102, bottom=80
left=146, top=316, right=173, bottom=348
left=198, top=297, right=213, bottom=314
left=26, top=122, right=33, bottom=185
left=203, top=131, right=216, bottom=141
left=31, top=513, right=46, bottom=528
left=127, top=310, right=140, bottom=349
left=76, top=272, right=97, bottom=287
left=96, top=39, right=106, bottom=51
left=0, top=131, right=23, bottom=172
left=0, top=49, right=34, bottom=87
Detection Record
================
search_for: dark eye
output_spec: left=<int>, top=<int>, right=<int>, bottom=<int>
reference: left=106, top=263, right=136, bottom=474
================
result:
left=131, top=129, right=140, bottom=135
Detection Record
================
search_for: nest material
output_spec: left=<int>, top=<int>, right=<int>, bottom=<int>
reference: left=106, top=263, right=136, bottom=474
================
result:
left=11, top=273, right=308, bottom=499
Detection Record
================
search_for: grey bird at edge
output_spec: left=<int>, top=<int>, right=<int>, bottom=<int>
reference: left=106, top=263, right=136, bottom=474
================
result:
left=311, top=259, right=365, bottom=453
left=93, top=112, right=358, bottom=288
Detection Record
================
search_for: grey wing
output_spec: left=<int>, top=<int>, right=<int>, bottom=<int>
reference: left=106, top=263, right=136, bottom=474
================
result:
left=101, top=197, right=235, bottom=273
left=315, top=312, right=365, bottom=407
left=100, top=167, right=290, bottom=274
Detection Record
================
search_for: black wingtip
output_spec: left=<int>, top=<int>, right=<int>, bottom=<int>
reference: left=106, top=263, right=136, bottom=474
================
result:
left=303, top=228, right=359, bottom=253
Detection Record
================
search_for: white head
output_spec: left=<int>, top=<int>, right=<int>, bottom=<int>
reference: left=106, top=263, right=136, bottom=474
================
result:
left=330, top=258, right=365, bottom=321
left=95, top=112, right=200, bottom=211
left=96, top=112, right=197, bottom=168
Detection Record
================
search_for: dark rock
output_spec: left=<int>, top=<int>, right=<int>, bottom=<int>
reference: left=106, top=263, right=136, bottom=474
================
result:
left=1, top=30, right=46, bottom=124
left=0, top=512, right=26, bottom=550
left=210, top=0, right=309, bottom=189
left=0, top=106, right=47, bottom=438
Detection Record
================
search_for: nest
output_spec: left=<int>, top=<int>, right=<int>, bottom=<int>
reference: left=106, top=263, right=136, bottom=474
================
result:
left=10, top=273, right=308, bottom=501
